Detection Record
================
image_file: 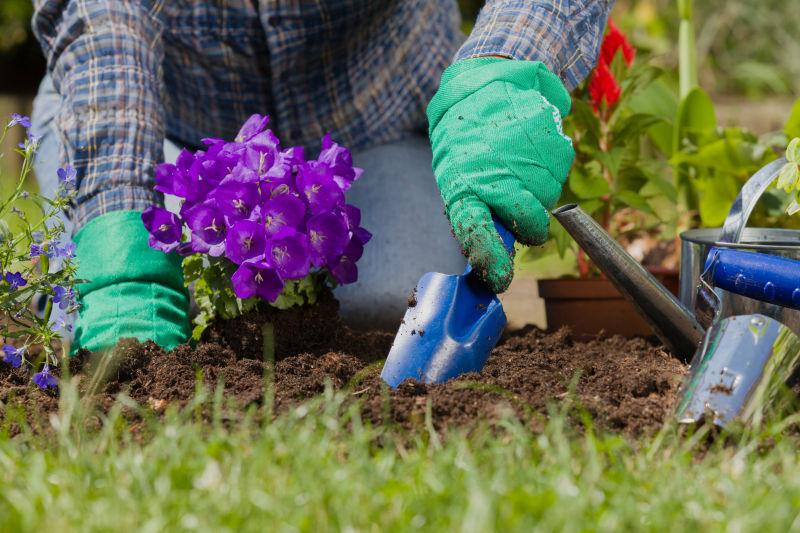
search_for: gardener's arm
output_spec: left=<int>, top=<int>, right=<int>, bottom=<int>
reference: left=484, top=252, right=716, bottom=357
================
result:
left=429, top=0, right=614, bottom=292
left=32, top=1, right=190, bottom=352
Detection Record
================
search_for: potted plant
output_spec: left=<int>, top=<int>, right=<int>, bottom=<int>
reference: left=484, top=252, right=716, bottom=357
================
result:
left=529, top=7, right=786, bottom=338
left=142, top=114, right=371, bottom=361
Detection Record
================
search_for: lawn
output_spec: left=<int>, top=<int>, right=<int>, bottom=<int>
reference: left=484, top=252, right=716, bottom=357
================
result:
left=2, top=381, right=800, bottom=531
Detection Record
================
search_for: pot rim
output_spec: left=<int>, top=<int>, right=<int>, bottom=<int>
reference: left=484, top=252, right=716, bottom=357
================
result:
left=680, top=227, right=800, bottom=250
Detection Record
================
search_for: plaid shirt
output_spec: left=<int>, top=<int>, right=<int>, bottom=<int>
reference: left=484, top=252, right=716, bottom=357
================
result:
left=32, top=0, right=613, bottom=229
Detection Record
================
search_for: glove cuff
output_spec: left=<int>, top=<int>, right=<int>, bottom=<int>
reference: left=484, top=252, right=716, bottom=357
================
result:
left=74, top=210, right=186, bottom=297
left=427, top=58, right=571, bottom=133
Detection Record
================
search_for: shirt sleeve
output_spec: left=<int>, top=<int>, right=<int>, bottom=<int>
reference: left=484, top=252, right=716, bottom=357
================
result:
left=455, top=0, right=615, bottom=91
left=32, top=0, right=166, bottom=230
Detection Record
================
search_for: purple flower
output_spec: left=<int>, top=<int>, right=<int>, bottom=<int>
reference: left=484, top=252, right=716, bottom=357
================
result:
left=30, top=243, right=46, bottom=258
left=318, top=134, right=363, bottom=192
left=5, top=271, right=26, bottom=291
left=50, top=241, right=76, bottom=259
left=242, top=146, right=276, bottom=177
left=211, top=179, right=259, bottom=221
left=154, top=163, right=189, bottom=198
left=258, top=194, right=307, bottom=237
left=57, top=166, right=77, bottom=188
left=225, top=219, right=267, bottom=264
left=307, top=211, right=349, bottom=267
left=297, top=163, right=344, bottom=214
left=31, top=231, right=44, bottom=243
left=267, top=229, right=310, bottom=280
left=142, top=207, right=183, bottom=253
left=183, top=200, right=227, bottom=245
left=342, top=205, right=372, bottom=245
left=8, top=113, right=31, bottom=129
left=33, top=363, right=58, bottom=390
left=50, top=315, right=72, bottom=333
left=2, top=345, right=23, bottom=368
left=52, top=285, right=75, bottom=310
left=231, top=262, right=284, bottom=301
left=330, top=237, right=364, bottom=285
left=235, top=114, right=270, bottom=143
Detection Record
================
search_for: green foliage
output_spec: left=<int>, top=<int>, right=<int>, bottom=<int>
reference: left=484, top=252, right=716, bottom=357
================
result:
left=183, top=255, right=326, bottom=341
left=776, top=138, right=800, bottom=215
left=0, top=0, right=32, bottom=52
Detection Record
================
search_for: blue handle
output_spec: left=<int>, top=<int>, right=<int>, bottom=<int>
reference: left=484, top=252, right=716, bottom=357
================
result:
left=705, top=247, right=800, bottom=309
left=493, top=217, right=516, bottom=254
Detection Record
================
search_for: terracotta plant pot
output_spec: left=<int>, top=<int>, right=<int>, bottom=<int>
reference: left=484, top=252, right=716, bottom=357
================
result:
left=537, top=268, right=680, bottom=339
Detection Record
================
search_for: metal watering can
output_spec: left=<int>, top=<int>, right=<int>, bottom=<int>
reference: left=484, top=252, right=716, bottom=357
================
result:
left=553, top=157, right=800, bottom=427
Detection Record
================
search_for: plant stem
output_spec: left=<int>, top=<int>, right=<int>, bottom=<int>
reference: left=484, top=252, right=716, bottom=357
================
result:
left=677, top=0, right=698, bottom=99
left=261, top=321, right=275, bottom=363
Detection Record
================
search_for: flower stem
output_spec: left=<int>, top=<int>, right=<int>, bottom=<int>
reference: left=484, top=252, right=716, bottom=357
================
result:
left=261, top=321, right=275, bottom=363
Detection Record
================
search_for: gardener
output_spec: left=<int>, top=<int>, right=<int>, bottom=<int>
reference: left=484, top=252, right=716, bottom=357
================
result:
left=30, top=1, right=613, bottom=352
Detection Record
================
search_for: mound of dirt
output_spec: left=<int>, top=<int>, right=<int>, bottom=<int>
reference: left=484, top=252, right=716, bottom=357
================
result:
left=0, top=303, right=687, bottom=436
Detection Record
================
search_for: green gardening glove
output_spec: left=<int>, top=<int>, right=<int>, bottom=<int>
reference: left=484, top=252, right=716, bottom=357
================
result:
left=72, top=210, right=190, bottom=354
left=427, top=57, right=575, bottom=293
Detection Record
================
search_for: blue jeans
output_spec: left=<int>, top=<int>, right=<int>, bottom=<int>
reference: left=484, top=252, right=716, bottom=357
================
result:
left=31, top=76, right=465, bottom=329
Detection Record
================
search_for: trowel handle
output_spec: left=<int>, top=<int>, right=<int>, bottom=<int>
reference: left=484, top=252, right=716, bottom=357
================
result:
left=705, top=247, right=800, bottom=310
left=493, top=217, right=516, bottom=254
left=462, top=218, right=516, bottom=283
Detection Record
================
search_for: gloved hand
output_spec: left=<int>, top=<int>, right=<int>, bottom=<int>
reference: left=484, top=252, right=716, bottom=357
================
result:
left=427, top=57, right=575, bottom=293
left=72, top=210, right=190, bottom=353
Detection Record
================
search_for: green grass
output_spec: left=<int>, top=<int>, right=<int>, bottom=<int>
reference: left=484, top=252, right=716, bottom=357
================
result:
left=2, top=381, right=800, bottom=531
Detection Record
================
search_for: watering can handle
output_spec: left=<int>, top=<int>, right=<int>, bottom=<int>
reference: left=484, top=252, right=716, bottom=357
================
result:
left=718, top=157, right=788, bottom=244
left=705, top=247, right=800, bottom=310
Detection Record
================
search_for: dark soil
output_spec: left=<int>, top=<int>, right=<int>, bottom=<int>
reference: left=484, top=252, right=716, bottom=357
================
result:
left=0, top=296, right=688, bottom=437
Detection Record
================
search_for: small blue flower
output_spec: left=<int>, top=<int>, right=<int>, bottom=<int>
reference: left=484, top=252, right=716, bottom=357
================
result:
left=18, top=134, right=39, bottom=150
left=50, top=315, right=72, bottom=333
left=5, top=271, right=27, bottom=291
left=57, top=166, right=77, bottom=189
left=31, top=231, right=43, bottom=243
left=50, top=242, right=76, bottom=260
left=52, top=285, right=75, bottom=310
left=2, top=345, right=23, bottom=368
left=30, top=243, right=46, bottom=258
left=8, top=113, right=31, bottom=130
left=33, top=363, right=58, bottom=390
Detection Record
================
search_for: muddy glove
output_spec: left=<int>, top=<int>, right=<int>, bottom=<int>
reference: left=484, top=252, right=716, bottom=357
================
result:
left=72, top=210, right=190, bottom=353
left=427, top=57, right=574, bottom=293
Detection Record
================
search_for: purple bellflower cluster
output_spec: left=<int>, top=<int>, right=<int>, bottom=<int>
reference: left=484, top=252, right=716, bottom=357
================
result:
left=143, top=114, right=371, bottom=304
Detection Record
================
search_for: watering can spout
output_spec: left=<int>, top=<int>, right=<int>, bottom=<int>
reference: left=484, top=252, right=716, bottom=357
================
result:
left=552, top=204, right=705, bottom=361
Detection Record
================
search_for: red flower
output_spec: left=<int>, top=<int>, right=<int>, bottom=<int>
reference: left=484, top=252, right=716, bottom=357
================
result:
left=600, top=19, right=635, bottom=67
left=588, top=60, right=621, bottom=111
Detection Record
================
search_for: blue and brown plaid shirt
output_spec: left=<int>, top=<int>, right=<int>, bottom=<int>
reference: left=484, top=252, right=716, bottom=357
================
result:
left=32, top=0, right=613, bottom=229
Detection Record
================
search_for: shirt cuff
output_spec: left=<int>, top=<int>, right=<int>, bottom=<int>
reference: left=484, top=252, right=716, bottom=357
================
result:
left=455, top=1, right=612, bottom=91
left=72, top=186, right=163, bottom=231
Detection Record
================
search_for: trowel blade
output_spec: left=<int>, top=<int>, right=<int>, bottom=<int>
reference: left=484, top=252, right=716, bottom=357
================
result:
left=675, top=314, right=800, bottom=427
left=379, top=270, right=507, bottom=388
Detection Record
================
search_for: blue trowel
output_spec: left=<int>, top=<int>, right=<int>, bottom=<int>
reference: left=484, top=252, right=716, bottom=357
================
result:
left=380, top=219, right=515, bottom=388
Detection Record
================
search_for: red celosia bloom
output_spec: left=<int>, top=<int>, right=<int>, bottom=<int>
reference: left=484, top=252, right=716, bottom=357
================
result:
left=600, top=19, right=635, bottom=67
left=588, top=59, right=621, bottom=111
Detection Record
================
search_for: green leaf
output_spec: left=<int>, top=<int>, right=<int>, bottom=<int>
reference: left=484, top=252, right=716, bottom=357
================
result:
left=616, top=190, right=654, bottom=214
left=566, top=99, right=600, bottom=149
left=182, top=254, right=205, bottom=285
left=786, top=138, right=800, bottom=163
left=776, top=162, right=799, bottom=192
left=551, top=221, right=573, bottom=259
left=595, top=148, right=624, bottom=179
left=673, top=87, right=716, bottom=153
left=611, top=114, right=665, bottom=146
left=568, top=166, right=609, bottom=200
left=639, top=177, right=677, bottom=202
left=786, top=99, right=800, bottom=139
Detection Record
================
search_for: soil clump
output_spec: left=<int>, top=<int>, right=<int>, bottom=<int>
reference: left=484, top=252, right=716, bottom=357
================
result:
left=0, top=304, right=687, bottom=436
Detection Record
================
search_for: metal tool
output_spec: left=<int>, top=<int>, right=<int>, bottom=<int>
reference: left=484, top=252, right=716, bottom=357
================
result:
left=551, top=204, right=705, bottom=361
left=380, top=220, right=515, bottom=388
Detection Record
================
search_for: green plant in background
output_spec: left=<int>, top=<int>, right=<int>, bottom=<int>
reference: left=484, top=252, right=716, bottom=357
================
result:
left=0, top=0, right=32, bottom=53
left=0, top=114, right=78, bottom=388
left=776, top=138, right=800, bottom=215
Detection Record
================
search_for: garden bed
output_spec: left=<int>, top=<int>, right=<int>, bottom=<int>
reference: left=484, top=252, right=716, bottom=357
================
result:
left=0, top=295, right=688, bottom=437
